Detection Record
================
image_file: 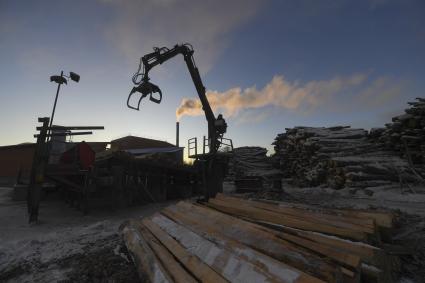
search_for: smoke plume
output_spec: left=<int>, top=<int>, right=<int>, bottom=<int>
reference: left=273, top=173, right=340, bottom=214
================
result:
left=176, top=74, right=371, bottom=120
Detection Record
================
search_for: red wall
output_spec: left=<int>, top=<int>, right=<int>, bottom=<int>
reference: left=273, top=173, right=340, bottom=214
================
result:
left=0, top=144, right=35, bottom=180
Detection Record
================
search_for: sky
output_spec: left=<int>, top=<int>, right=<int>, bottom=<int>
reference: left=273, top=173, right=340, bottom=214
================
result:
left=1, top=0, right=424, bottom=155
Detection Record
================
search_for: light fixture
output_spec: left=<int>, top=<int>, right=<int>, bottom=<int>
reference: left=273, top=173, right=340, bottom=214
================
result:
left=48, top=71, right=81, bottom=137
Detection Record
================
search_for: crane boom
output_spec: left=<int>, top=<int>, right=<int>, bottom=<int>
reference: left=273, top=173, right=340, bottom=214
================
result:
left=127, top=44, right=227, bottom=154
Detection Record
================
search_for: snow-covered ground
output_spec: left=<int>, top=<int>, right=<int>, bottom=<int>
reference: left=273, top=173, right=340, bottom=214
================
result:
left=283, top=184, right=425, bottom=216
left=2, top=183, right=425, bottom=282
left=0, top=187, right=171, bottom=282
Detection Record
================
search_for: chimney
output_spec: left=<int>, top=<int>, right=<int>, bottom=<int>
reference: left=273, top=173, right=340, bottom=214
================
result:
left=176, top=121, right=180, bottom=147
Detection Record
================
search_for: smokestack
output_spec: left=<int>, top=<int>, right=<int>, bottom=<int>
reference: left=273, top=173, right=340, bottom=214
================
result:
left=176, top=121, right=180, bottom=147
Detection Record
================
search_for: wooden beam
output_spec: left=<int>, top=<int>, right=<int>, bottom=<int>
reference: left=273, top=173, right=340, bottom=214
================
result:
left=252, top=197, right=393, bottom=229
left=34, top=131, right=93, bottom=138
left=207, top=198, right=368, bottom=241
left=147, top=214, right=324, bottom=283
left=168, top=202, right=346, bottom=282
left=215, top=194, right=375, bottom=233
left=121, top=222, right=172, bottom=283
left=162, top=203, right=333, bottom=282
left=136, top=223, right=197, bottom=283
left=275, top=228, right=360, bottom=268
left=271, top=224, right=387, bottom=267
left=36, top=126, right=104, bottom=130
left=141, top=218, right=228, bottom=283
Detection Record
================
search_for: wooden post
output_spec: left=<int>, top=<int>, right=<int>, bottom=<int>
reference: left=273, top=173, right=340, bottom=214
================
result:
left=28, top=117, right=50, bottom=223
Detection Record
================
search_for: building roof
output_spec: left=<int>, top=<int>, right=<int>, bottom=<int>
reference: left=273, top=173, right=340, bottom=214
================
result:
left=86, top=142, right=109, bottom=153
left=125, top=147, right=184, bottom=156
left=111, top=135, right=175, bottom=150
left=0, top=143, right=35, bottom=150
left=0, top=135, right=173, bottom=152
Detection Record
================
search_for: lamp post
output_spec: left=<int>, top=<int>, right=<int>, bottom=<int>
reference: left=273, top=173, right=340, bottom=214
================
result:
left=49, top=71, right=80, bottom=138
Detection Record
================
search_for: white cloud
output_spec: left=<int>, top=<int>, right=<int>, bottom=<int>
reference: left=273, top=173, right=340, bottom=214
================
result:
left=99, top=0, right=264, bottom=72
left=234, top=110, right=271, bottom=125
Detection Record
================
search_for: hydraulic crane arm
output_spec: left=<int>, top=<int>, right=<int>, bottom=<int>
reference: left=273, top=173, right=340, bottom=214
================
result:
left=128, top=44, right=227, bottom=154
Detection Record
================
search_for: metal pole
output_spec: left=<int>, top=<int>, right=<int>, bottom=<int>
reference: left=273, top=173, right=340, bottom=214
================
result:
left=176, top=122, right=180, bottom=147
left=48, top=71, right=63, bottom=139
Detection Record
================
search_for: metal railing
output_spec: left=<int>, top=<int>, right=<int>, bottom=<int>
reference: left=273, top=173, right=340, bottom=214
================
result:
left=188, top=137, right=198, bottom=158
left=188, top=136, right=234, bottom=159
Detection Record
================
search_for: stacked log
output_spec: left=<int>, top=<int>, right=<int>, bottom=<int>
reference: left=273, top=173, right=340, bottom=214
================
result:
left=371, top=98, right=425, bottom=168
left=273, top=126, right=418, bottom=189
left=122, top=194, right=400, bottom=283
left=227, top=147, right=272, bottom=178
left=226, top=146, right=281, bottom=190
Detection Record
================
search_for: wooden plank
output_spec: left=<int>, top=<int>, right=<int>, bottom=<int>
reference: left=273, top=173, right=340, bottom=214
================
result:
left=207, top=198, right=368, bottom=241
left=253, top=197, right=393, bottom=228
left=136, top=223, right=198, bottom=283
left=273, top=224, right=387, bottom=267
left=139, top=219, right=228, bottom=283
left=147, top=214, right=324, bottom=283
left=121, top=222, right=172, bottom=283
left=171, top=202, right=349, bottom=282
left=275, top=228, right=360, bottom=268
left=341, top=267, right=356, bottom=278
left=215, top=194, right=375, bottom=233
left=160, top=208, right=325, bottom=283
left=163, top=202, right=338, bottom=282
left=182, top=203, right=360, bottom=272
left=210, top=196, right=365, bottom=235
left=343, top=210, right=393, bottom=229
left=250, top=215, right=391, bottom=283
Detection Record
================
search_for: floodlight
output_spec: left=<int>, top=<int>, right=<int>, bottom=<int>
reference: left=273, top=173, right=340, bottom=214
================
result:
left=50, top=75, right=67, bottom=84
left=70, top=72, right=80, bottom=82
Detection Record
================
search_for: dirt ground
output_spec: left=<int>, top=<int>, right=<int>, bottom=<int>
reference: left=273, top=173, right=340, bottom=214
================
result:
left=1, top=184, right=425, bottom=282
left=0, top=187, right=172, bottom=282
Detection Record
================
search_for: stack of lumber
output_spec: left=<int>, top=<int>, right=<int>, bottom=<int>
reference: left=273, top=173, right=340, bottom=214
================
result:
left=272, top=126, right=417, bottom=189
left=122, top=193, right=399, bottom=283
left=371, top=98, right=425, bottom=172
left=227, top=146, right=281, bottom=190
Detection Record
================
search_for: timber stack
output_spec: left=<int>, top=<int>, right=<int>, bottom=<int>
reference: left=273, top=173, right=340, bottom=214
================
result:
left=122, top=193, right=400, bottom=283
left=371, top=98, right=425, bottom=172
left=272, top=126, right=418, bottom=189
left=226, top=146, right=281, bottom=191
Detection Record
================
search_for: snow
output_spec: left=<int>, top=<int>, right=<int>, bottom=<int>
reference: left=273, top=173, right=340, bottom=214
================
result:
left=282, top=184, right=425, bottom=216
left=0, top=186, right=170, bottom=282
left=0, top=220, right=116, bottom=282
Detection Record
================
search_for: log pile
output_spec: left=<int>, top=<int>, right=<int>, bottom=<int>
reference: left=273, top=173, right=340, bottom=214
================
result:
left=371, top=98, right=425, bottom=170
left=122, top=193, right=400, bottom=282
left=273, top=126, right=418, bottom=189
left=226, top=146, right=281, bottom=191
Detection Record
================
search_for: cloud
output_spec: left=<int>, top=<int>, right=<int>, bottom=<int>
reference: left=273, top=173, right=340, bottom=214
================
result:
left=176, top=73, right=405, bottom=121
left=234, top=110, right=272, bottom=125
left=356, top=76, right=407, bottom=106
left=176, top=73, right=366, bottom=119
left=99, top=0, right=264, bottom=72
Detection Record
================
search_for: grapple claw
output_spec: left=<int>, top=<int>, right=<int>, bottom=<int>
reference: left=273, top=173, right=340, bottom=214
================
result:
left=127, top=87, right=144, bottom=110
left=149, top=84, right=162, bottom=104
left=127, top=80, right=163, bottom=110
